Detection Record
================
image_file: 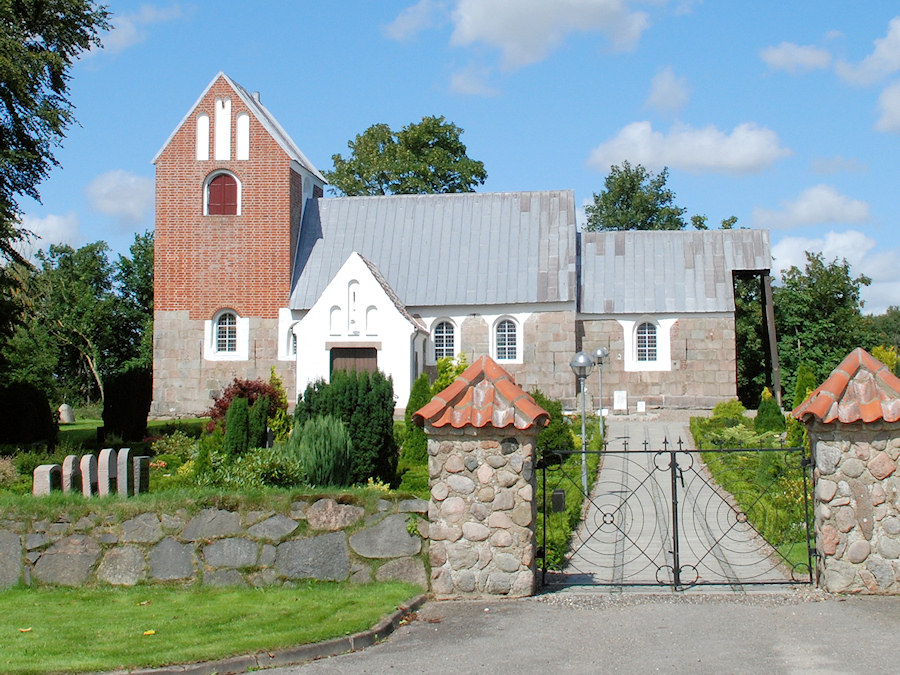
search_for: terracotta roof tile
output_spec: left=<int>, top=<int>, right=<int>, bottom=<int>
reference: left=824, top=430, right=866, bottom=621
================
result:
left=412, top=356, right=550, bottom=431
left=793, top=348, right=900, bottom=424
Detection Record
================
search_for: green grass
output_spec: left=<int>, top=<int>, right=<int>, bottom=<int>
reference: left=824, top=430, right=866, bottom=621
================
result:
left=56, top=417, right=210, bottom=453
left=0, top=582, right=420, bottom=675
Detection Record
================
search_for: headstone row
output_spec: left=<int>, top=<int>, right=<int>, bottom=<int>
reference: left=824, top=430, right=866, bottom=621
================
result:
left=33, top=448, right=150, bottom=498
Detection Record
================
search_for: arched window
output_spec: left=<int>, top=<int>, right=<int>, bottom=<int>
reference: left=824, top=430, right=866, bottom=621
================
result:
left=216, top=312, right=237, bottom=353
left=495, top=319, right=517, bottom=361
left=206, top=172, right=239, bottom=215
left=636, top=322, right=657, bottom=361
left=434, top=321, right=455, bottom=360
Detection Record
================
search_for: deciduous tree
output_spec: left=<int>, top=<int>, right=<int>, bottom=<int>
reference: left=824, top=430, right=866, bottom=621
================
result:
left=326, top=116, right=487, bottom=196
left=584, top=161, right=686, bottom=231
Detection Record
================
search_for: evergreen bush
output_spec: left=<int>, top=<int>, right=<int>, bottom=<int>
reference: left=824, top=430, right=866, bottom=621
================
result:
left=530, top=389, right=575, bottom=459
left=102, top=368, right=152, bottom=441
left=400, top=373, right=432, bottom=467
left=0, top=381, right=57, bottom=445
left=248, top=395, right=269, bottom=449
left=295, top=415, right=353, bottom=487
left=206, top=377, right=286, bottom=433
left=223, top=397, right=250, bottom=457
left=793, top=362, right=818, bottom=409
left=294, top=370, right=396, bottom=484
left=754, top=387, right=786, bottom=433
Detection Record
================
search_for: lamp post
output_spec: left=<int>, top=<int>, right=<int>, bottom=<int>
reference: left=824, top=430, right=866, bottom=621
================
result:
left=592, top=347, right=609, bottom=416
left=570, top=351, right=594, bottom=494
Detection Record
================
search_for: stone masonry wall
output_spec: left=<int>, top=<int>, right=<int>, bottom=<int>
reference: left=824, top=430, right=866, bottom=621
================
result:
left=578, top=315, right=737, bottom=410
left=151, top=309, right=295, bottom=418
left=428, top=429, right=537, bottom=598
left=0, top=497, right=427, bottom=589
left=812, top=420, right=900, bottom=593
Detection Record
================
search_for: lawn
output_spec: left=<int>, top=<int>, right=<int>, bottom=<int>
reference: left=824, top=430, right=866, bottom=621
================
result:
left=1, top=582, right=421, bottom=675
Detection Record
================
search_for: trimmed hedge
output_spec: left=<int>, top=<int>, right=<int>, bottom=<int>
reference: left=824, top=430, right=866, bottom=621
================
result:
left=0, top=381, right=57, bottom=444
left=102, top=368, right=152, bottom=441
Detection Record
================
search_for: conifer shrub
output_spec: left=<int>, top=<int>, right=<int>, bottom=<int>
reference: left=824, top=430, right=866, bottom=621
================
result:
left=294, top=370, right=396, bottom=484
left=223, top=397, right=250, bottom=457
left=754, top=387, right=786, bottom=433
left=248, top=395, right=270, bottom=449
left=530, top=389, right=575, bottom=460
left=793, top=363, right=818, bottom=409
left=400, top=373, right=432, bottom=467
left=103, top=368, right=152, bottom=441
left=0, top=381, right=57, bottom=445
left=294, top=415, right=353, bottom=487
left=206, top=377, right=285, bottom=432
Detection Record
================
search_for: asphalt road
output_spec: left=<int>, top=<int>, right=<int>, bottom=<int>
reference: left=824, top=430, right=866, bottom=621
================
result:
left=256, top=590, right=900, bottom=674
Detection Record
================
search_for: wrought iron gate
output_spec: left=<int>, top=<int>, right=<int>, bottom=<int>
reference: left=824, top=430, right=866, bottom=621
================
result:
left=538, top=439, right=813, bottom=590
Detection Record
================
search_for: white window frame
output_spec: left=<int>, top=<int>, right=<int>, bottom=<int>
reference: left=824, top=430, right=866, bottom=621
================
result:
left=432, top=319, right=457, bottom=362
left=203, top=170, right=242, bottom=216
left=204, top=309, right=249, bottom=361
left=636, top=321, right=657, bottom=362
left=493, top=316, right=520, bottom=363
left=618, top=316, right=676, bottom=372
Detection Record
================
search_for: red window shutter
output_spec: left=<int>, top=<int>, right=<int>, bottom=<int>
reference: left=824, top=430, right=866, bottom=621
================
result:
left=208, top=174, right=238, bottom=215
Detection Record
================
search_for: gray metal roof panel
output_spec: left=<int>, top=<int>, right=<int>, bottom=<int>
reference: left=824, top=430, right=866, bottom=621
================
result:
left=580, top=229, right=771, bottom=315
left=289, top=191, right=577, bottom=310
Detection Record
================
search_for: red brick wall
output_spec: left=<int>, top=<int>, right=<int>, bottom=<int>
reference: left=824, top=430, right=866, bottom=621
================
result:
left=154, top=77, right=296, bottom=321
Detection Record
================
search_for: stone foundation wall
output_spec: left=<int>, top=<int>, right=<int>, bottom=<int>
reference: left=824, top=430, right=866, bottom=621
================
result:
left=812, top=420, right=900, bottom=593
left=0, top=497, right=427, bottom=589
left=578, top=315, right=737, bottom=410
left=427, top=429, right=537, bottom=598
left=151, top=310, right=296, bottom=418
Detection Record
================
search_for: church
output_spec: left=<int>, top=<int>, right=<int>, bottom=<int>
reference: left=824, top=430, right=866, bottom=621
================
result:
left=150, top=73, right=776, bottom=418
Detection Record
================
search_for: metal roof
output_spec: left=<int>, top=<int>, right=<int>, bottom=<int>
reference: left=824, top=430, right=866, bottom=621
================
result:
left=289, top=191, right=577, bottom=310
left=152, top=72, right=326, bottom=182
left=579, top=229, right=771, bottom=314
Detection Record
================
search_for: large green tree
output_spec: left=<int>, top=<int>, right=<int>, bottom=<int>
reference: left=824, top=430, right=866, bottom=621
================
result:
left=0, top=0, right=109, bottom=261
left=325, top=115, right=487, bottom=196
left=774, top=252, right=880, bottom=402
left=584, top=161, right=686, bottom=231
left=2, top=233, right=153, bottom=404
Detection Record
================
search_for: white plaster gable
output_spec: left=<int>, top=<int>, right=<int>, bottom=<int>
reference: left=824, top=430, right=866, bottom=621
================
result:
left=294, top=252, right=424, bottom=407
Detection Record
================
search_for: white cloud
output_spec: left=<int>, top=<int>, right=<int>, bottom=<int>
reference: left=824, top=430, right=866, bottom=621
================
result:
left=588, top=121, right=791, bottom=174
left=760, top=42, right=831, bottom=74
left=449, top=0, right=649, bottom=69
left=448, top=67, right=500, bottom=96
left=835, top=16, right=900, bottom=85
left=644, top=66, right=689, bottom=114
left=15, top=213, right=81, bottom=260
left=772, top=230, right=898, bottom=314
left=810, top=155, right=867, bottom=174
left=383, top=0, right=446, bottom=40
left=98, top=4, right=183, bottom=55
left=876, top=79, right=900, bottom=132
left=85, top=170, right=154, bottom=227
left=752, top=185, right=869, bottom=230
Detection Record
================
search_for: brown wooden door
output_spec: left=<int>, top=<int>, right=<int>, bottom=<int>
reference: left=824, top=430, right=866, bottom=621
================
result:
left=330, top=347, right=377, bottom=374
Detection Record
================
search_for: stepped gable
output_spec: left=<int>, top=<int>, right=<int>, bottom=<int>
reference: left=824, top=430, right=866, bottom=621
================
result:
left=413, top=356, right=549, bottom=431
left=793, top=348, right=900, bottom=424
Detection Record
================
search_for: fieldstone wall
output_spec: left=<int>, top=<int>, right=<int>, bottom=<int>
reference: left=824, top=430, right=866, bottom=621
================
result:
left=0, top=497, right=427, bottom=589
left=811, top=420, right=900, bottom=592
left=428, top=429, right=537, bottom=598
left=578, top=315, right=737, bottom=410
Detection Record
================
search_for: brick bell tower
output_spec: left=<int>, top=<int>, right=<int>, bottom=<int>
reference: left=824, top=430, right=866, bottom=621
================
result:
left=151, top=72, right=325, bottom=417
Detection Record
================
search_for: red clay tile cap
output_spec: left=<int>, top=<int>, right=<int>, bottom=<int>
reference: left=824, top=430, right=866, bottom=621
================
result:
left=412, top=355, right=550, bottom=430
left=793, top=347, right=900, bottom=424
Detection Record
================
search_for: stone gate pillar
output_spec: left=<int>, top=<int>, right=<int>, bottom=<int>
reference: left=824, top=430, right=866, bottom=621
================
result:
left=794, top=348, right=900, bottom=593
left=413, top=356, right=548, bottom=599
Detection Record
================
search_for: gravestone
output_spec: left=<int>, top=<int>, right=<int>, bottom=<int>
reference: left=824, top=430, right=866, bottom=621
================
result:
left=61, top=455, right=81, bottom=493
left=33, top=464, right=62, bottom=495
left=80, top=454, right=98, bottom=497
left=58, top=403, right=75, bottom=424
left=133, top=456, right=150, bottom=495
left=117, top=448, right=133, bottom=497
left=98, top=449, right=117, bottom=496
left=613, top=390, right=627, bottom=412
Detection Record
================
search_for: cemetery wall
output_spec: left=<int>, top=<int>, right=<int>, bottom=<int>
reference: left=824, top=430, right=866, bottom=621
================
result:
left=0, top=497, right=429, bottom=589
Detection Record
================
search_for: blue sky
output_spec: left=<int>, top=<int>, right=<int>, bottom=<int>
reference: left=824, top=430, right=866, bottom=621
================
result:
left=19, top=1, right=900, bottom=313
